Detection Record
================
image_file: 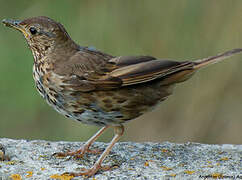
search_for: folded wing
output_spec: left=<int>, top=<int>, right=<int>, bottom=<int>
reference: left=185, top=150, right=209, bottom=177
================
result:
left=59, top=48, right=242, bottom=92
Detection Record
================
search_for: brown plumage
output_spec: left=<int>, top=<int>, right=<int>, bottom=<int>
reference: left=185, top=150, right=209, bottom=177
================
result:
left=2, top=16, right=242, bottom=177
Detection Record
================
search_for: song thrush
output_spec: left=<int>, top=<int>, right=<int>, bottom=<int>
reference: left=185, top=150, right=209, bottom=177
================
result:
left=2, top=16, right=242, bottom=177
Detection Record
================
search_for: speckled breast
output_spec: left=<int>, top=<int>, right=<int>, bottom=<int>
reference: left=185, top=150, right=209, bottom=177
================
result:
left=33, top=64, right=174, bottom=126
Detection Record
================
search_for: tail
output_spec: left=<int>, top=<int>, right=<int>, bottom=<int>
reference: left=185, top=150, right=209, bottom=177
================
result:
left=193, top=48, right=242, bottom=69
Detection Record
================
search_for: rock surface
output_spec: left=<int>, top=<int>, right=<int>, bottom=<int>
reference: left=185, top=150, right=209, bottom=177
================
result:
left=0, top=138, right=241, bottom=180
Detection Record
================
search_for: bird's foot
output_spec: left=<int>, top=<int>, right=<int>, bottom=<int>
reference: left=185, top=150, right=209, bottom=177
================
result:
left=62, top=165, right=111, bottom=177
left=53, top=147, right=102, bottom=158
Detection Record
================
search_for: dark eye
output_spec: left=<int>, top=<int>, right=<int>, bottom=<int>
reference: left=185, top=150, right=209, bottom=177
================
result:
left=29, top=27, right=37, bottom=35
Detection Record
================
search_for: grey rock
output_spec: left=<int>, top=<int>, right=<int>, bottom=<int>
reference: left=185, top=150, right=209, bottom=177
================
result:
left=0, top=138, right=241, bottom=180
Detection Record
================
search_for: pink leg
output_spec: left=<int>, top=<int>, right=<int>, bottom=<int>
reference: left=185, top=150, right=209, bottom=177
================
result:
left=63, top=125, right=124, bottom=177
left=54, top=126, right=109, bottom=158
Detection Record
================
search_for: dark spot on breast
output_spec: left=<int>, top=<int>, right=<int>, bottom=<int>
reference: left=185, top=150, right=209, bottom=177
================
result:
left=45, top=94, right=57, bottom=105
left=115, top=115, right=123, bottom=118
left=93, top=121, right=105, bottom=126
left=100, top=68, right=110, bottom=72
left=46, top=94, right=50, bottom=101
left=83, top=103, right=91, bottom=107
left=45, top=46, right=50, bottom=51
left=54, top=93, right=60, bottom=99
left=36, top=85, right=43, bottom=93
left=117, top=99, right=127, bottom=103
left=71, top=104, right=79, bottom=109
left=102, top=99, right=112, bottom=104
left=65, top=114, right=71, bottom=118
left=104, top=103, right=113, bottom=108
left=49, top=92, right=55, bottom=96
left=72, top=110, right=85, bottom=115
left=49, top=87, right=55, bottom=92
left=111, top=108, right=120, bottom=111
left=91, top=108, right=98, bottom=112
left=40, top=67, right=44, bottom=74
left=50, top=98, right=57, bottom=105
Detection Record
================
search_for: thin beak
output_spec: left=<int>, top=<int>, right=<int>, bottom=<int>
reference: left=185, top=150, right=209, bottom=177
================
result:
left=2, top=18, right=29, bottom=37
left=2, top=19, right=24, bottom=32
left=2, top=19, right=22, bottom=29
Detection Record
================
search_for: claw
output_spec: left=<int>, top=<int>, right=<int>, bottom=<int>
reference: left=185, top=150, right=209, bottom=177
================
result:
left=52, top=152, right=67, bottom=157
left=62, top=169, right=96, bottom=177
left=62, top=165, right=111, bottom=177
left=53, top=147, right=102, bottom=159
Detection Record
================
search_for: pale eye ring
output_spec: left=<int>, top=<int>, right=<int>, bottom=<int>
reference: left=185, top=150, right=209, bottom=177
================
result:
left=29, top=27, right=37, bottom=35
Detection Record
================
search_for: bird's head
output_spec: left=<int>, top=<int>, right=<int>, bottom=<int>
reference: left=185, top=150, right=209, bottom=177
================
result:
left=2, top=16, right=78, bottom=59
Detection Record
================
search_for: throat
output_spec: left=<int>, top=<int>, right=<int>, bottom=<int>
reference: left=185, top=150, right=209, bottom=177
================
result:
left=30, top=38, right=79, bottom=67
left=31, top=45, right=50, bottom=62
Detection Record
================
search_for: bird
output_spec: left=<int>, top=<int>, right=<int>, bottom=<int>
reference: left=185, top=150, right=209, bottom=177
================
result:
left=2, top=16, right=242, bottom=177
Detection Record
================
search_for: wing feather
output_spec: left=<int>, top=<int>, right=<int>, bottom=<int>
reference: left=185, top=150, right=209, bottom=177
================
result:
left=55, top=52, right=195, bottom=91
left=108, top=58, right=193, bottom=86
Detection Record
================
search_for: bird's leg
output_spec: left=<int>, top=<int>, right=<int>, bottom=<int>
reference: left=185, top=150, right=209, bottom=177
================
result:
left=63, top=125, right=124, bottom=177
left=54, top=126, right=109, bottom=158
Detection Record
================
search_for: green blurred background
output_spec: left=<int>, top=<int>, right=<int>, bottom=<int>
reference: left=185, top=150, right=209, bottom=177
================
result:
left=0, top=0, right=241, bottom=144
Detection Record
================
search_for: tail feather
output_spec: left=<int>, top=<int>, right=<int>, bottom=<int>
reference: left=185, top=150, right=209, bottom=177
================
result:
left=193, top=48, right=242, bottom=69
